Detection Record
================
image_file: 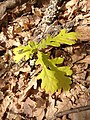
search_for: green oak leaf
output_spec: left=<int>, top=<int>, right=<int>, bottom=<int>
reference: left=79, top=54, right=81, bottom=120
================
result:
left=58, top=66, right=72, bottom=76
left=13, top=29, right=78, bottom=63
left=39, top=35, right=60, bottom=49
left=51, top=29, right=78, bottom=45
left=13, top=41, right=38, bottom=63
left=38, top=29, right=78, bottom=49
left=50, top=57, right=64, bottom=65
left=36, top=51, right=72, bottom=93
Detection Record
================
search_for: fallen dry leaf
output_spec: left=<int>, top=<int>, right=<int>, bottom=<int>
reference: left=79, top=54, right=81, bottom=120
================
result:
left=87, top=0, right=90, bottom=10
left=66, top=0, right=77, bottom=8
left=33, top=108, right=45, bottom=120
left=75, top=26, right=90, bottom=41
left=79, top=55, right=90, bottom=64
left=23, top=102, right=33, bottom=117
left=0, top=96, right=11, bottom=119
left=0, top=0, right=90, bottom=119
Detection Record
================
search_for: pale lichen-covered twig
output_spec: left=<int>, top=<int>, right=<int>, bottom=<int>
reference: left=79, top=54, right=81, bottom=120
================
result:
left=41, top=0, right=59, bottom=24
left=33, top=0, right=61, bottom=42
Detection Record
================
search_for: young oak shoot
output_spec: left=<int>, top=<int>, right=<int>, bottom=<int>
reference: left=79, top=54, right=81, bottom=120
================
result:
left=13, top=29, right=78, bottom=93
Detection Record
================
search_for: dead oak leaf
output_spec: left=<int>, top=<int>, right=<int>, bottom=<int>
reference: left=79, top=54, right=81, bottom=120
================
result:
left=75, top=26, right=90, bottom=41
left=78, top=55, right=90, bottom=64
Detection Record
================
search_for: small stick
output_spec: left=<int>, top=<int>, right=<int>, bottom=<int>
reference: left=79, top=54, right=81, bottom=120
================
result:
left=52, top=105, right=90, bottom=120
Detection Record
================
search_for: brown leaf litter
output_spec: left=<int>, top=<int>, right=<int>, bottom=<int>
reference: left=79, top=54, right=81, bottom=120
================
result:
left=0, top=0, right=90, bottom=120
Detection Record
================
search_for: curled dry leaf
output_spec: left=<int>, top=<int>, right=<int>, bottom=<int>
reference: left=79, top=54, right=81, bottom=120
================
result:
left=66, top=0, right=78, bottom=8
left=65, top=0, right=78, bottom=18
left=79, top=0, right=87, bottom=12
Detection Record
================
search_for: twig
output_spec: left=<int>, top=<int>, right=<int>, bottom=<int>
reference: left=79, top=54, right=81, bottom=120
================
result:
left=52, top=105, right=90, bottom=120
left=33, top=0, right=61, bottom=42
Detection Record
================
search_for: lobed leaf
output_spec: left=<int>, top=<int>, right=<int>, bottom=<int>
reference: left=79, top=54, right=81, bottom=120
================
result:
left=52, top=29, right=78, bottom=45
left=36, top=51, right=72, bottom=93
left=13, top=41, right=38, bottom=63
left=38, top=29, right=78, bottom=49
left=13, top=29, right=78, bottom=63
left=58, top=66, right=73, bottom=76
left=50, top=57, right=64, bottom=65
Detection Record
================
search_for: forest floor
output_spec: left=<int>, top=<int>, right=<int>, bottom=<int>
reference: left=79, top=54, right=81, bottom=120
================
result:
left=0, top=0, right=90, bottom=120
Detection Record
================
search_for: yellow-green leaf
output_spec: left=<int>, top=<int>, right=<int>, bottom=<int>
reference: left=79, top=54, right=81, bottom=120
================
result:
left=52, top=29, right=78, bottom=45
left=13, top=42, right=38, bottom=63
left=36, top=51, right=72, bottom=93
